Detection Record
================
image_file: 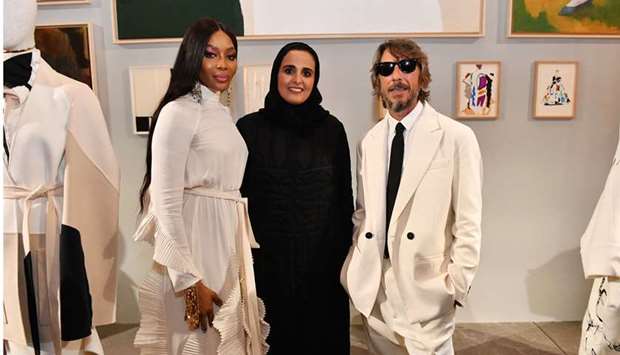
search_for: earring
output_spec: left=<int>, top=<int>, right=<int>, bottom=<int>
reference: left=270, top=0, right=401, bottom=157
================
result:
left=191, top=82, right=202, bottom=104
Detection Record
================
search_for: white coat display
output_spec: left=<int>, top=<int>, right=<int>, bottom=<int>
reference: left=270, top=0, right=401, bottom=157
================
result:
left=341, top=103, right=482, bottom=348
left=3, top=49, right=120, bottom=354
left=578, top=126, right=620, bottom=354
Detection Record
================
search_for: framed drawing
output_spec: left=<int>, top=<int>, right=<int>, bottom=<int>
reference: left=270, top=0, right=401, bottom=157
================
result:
left=129, top=66, right=234, bottom=134
left=34, top=23, right=97, bottom=94
left=376, top=96, right=388, bottom=121
left=37, top=0, right=90, bottom=5
left=129, top=66, right=171, bottom=135
left=455, top=61, right=500, bottom=120
left=243, top=65, right=271, bottom=115
left=532, top=61, right=578, bottom=119
left=509, top=0, right=620, bottom=38
left=113, top=0, right=485, bottom=43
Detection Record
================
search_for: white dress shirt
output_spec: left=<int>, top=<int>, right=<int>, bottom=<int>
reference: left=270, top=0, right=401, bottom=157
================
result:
left=385, top=100, right=424, bottom=175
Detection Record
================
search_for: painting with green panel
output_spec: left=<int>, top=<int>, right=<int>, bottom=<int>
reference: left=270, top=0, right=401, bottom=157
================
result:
left=115, top=0, right=244, bottom=40
left=509, top=0, right=620, bottom=37
left=114, top=0, right=486, bottom=42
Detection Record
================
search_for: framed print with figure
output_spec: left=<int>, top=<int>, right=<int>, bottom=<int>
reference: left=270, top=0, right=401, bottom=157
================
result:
left=532, top=61, right=578, bottom=119
left=34, top=23, right=97, bottom=94
left=455, top=61, right=500, bottom=120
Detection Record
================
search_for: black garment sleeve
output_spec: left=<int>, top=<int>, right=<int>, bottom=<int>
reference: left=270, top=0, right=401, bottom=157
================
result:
left=59, top=224, right=93, bottom=341
left=334, top=121, right=354, bottom=258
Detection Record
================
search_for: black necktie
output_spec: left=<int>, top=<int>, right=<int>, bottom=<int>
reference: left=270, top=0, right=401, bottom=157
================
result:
left=4, top=52, right=33, bottom=89
left=385, top=122, right=405, bottom=259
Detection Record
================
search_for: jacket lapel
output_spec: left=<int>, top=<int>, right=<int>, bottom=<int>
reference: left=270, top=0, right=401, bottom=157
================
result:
left=388, top=104, right=443, bottom=232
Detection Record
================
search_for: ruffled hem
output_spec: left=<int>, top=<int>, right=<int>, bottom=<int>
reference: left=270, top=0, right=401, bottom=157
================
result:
left=134, top=265, right=169, bottom=354
left=133, top=210, right=201, bottom=279
left=212, top=253, right=270, bottom=355
left=134, top=262, right=270, bottom=355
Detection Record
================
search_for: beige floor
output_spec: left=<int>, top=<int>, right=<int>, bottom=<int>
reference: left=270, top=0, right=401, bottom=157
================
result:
left=99, top=321, right=581, bottom=354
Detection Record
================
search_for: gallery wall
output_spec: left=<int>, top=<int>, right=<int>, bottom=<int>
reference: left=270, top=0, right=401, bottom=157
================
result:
left=37, top=1, right=620, bottom=323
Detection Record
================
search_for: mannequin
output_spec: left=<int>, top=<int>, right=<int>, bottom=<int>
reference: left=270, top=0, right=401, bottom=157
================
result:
left=578, top=126, right=620, bottom=354
left=3, top=0, right=120, bottom=353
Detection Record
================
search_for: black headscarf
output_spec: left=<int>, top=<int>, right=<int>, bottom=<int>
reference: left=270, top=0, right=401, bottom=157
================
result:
left=260, top=42, right=330, bottom=132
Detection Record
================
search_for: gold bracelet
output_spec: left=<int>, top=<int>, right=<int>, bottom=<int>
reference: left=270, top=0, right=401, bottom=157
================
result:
left=184, top=285, right=201, bottom=329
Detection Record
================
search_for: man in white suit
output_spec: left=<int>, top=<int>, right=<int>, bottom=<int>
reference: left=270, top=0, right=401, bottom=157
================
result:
left=341, top=39, right=482, bottom=355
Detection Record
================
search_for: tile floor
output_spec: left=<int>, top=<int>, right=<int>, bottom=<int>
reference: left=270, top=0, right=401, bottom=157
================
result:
left=99, top=321, right=581, bottom=354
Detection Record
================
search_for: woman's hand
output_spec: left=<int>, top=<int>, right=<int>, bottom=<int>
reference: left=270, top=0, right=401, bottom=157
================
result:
left=184, top=282, right=223, bottom=332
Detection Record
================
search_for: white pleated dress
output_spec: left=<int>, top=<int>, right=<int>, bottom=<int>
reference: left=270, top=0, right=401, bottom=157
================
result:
left=134, top=85, right=268, bottom=355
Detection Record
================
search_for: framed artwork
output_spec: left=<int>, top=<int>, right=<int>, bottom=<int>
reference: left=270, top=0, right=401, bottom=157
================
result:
left=112, top=0, right=485, bottom=43
left=129, top=66, right=234, bottom=135
left=129, top=66, right=171, bottom=135
left=376, top=96, right=387, bottom=121
left=508, top=0, right=620, bottom=38
left=37, top=0, right=90, bottom=5
left=34, top=23, right=97, bottom=94
left=532, top=61, right=578, bottom=119
left=455, top=61, right=500, bottom=120
left=243, top=65, right=271, bottom=115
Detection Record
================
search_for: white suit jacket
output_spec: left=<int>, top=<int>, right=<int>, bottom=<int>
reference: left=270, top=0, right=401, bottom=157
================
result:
left=341, top=103, right=482, bottom=324
left=581, top=126, right=620, bottom=279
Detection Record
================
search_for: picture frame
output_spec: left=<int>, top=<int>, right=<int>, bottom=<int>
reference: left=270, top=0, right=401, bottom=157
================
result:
left=37, top=0, right=90, bottom=5
left=129, top=66, right=171, bottom=135
left=508, top=0, right=620, bottom=38
left=112, top=0, right=485, bottom=44
left=34, top=22, right=98, bottom=95
left=242, top=65, right=271, bottom=115
left=455, top=61, right=501, bottom=120
left=129, top=66, right=234, bottom=135
left=532, top=61, right=578, bottom=119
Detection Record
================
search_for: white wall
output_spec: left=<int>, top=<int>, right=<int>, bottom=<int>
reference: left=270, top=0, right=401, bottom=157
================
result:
left=37, top=1, right=620, bottom=323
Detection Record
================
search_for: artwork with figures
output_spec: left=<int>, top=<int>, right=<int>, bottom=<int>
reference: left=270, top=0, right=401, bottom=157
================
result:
left=113, top=0, right=484, bottom=42
left=34, top=23, right=97, bottom=92
left=129, top=66, right=234, bottom=134
left=533, top=61, right=578, bottom=119
left=456, top=61, right=500, bottom=119
left=509, top=0, right=620, bottom=37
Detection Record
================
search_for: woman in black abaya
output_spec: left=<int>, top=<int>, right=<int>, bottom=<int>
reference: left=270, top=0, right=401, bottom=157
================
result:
left=237, top=42, right=353, bottom=354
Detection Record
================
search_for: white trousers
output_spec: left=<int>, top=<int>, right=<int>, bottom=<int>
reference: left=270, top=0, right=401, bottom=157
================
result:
left=579, top=277, right=620, bottom=355
left=364, top=319, right=454, bottom=355
left=363, top=259, right=455, bottom=355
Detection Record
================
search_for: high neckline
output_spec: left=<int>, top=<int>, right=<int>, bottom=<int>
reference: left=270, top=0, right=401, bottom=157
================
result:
left=200, top=84, right=221, bottom=103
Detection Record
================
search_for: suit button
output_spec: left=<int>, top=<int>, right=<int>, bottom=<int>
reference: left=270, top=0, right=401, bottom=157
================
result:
left=365, top=232, right=373, bottom=239
left=407, top=232, right=415, bottom=240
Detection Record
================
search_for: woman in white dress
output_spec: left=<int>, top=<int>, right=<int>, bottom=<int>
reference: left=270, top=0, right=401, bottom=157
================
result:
left=133, top=18, right=268, bottom=355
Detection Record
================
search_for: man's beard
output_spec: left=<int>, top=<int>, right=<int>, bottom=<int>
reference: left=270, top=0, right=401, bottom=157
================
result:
left=382, top=83, right=418, bottom=113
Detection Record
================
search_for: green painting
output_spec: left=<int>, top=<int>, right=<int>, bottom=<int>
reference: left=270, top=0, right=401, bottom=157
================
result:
left=510, top=0, right=620, bottom=37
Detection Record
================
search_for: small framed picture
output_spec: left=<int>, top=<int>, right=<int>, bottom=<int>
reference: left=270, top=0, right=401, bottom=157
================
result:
left=129, top=66, right=171, bottom=135
left=34, top=23, right=97, bottom=94
left=242, top=65, right=271, bottom=115
left=455, top=61, right=500, bottom=120
left=533, top=61, right=578, bottom=119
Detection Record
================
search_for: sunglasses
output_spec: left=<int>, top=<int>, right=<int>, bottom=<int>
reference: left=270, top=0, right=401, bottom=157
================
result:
left=374, top=59, right=419, bottom=76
